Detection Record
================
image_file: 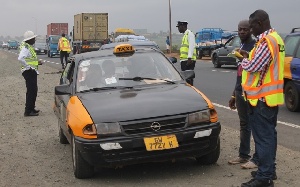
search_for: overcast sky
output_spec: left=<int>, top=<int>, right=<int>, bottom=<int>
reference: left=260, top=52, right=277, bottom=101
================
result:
left=1, top=0, right=298, bottom=37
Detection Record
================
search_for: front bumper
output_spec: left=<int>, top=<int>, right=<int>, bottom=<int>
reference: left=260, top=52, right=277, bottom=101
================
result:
left=74, top=122, right=221, bottom=168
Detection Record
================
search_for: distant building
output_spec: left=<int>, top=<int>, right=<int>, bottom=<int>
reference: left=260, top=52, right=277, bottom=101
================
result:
left=133, top=29, right=148, bottom=35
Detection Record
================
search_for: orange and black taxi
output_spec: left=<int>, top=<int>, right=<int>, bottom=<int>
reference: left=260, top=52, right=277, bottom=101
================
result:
left=53, top=43, right=221, bottom=178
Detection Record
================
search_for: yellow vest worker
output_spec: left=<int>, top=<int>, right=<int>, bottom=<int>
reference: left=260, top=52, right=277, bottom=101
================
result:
left=242, top=31, right=285, bottom=107
left=58, top=33, right=71, bottom=69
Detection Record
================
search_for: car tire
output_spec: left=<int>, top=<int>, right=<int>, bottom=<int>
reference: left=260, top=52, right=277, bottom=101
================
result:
left=196, top=137, right=220, bottom=165
left=197, top=49, right=203, bottom=59
left=284, top=81, right=300, bottom=112
left=71, top=133, right=95, bottom=179
left=212, top=54, right=221, bottom=68
left=47, top=51, right=50, bottom=57
left=58, top=120, right=69, bottom=144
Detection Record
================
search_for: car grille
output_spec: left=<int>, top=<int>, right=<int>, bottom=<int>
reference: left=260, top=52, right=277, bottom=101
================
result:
left=120, top=115, right=187, bottom=135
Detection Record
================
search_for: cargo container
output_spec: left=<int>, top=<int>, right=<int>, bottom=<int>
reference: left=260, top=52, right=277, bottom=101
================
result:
left=47, top=23, right=68, bottom=36
left=71, top=13, right=108, bottom=54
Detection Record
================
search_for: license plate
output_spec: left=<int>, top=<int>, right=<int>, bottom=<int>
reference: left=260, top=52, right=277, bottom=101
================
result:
left=144, top=135, right=179, bottom=151
left=41, top=50, right=44, bottom=52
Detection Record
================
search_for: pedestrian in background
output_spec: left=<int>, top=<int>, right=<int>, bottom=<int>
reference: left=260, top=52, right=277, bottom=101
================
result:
left=228, top=20, right=258, bottom=169
left=166, top=36, right=170, bottom=54
left=18, top=31, right=42, bottom=117
left=176, top=21, right=196, bottom=85
left=236, top=9, right=285, bottom=187
left=58, top=33, right=71, bottom=69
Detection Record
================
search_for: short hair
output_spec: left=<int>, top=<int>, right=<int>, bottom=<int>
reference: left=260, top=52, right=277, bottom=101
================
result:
left=249, top=9, right=269, bottom=22
left=62, top=33, right=66, bottom=37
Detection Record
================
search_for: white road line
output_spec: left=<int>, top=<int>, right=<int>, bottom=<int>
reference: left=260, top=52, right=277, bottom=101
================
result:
left=212, top=102, right=299, bottom=129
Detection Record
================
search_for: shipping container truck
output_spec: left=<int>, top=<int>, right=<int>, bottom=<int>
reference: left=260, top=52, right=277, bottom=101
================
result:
left=70, top=13, right=108, bottom=54
left=46, top=23, right=69, bottom=57
left=47, top=23, right=68, bottom=36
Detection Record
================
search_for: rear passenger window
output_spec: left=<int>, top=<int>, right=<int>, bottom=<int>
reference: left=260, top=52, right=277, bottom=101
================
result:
left=285, top=35, right=300, bottom=56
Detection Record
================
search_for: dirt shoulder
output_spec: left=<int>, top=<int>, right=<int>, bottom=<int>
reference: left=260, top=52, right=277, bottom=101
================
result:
left=0, top=50, right=299, bottom=187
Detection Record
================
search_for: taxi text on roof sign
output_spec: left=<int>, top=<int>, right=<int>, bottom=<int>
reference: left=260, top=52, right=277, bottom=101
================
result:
left=113, top=44, right=135, bottom=57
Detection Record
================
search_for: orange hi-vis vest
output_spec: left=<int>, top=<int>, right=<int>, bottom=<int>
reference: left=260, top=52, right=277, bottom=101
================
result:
left=241, top=31, right=285, bottom=107
left=59, top=37, right=71, bottom=52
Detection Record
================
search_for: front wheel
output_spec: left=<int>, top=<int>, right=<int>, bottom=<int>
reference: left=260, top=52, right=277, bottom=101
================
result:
left=72, top=134, right=94, bottom=179
left=284, top=81, right=300, bottom=112
left=197, top=49, right=203, bottom=59
left=212, top=54, right=221, bottom=68
left=196, top=137, right=220, bottom=165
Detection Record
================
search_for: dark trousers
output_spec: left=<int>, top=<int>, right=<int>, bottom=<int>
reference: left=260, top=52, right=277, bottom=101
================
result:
left=180, top=60, right=196, bottom=85
left=60, top=51, right=69, bottom=67
left=249, top=100, right=278, bottom=180
left=235, top=90, right=258, bottom=164
left=22, top=69, right=38, bottom=113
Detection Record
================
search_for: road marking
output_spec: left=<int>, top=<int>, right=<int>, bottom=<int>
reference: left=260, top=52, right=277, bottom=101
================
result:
left=212, top=103, right=299, bottom=129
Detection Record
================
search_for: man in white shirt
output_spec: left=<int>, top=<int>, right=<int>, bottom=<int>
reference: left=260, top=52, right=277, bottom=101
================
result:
left=177, top=21, right=196, bottom=85
left=18, top=31, right=42, bottom=116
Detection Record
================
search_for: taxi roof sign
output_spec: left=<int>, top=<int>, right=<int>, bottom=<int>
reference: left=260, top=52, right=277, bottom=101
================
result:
left=113, top=44, right=135, bottom=57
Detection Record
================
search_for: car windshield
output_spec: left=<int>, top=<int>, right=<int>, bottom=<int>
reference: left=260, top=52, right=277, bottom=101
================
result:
left=50, top=36, right=60, bottom=43
left=76, top=51, right=182, bottom=92
left=9, top=41, right=18, bottom=45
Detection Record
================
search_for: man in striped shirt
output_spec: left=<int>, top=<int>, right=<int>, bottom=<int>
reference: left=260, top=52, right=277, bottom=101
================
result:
left=236, top=9, right=285, bottom=187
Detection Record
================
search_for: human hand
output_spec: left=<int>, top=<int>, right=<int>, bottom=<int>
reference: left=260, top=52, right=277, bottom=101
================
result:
left=187, top=58, right=192, bottom=66
left=229, top=97, right=236, bottom=110
left=38, top=59, right=43, bottom=65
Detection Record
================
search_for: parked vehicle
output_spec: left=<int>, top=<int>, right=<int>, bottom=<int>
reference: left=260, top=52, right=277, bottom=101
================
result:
left=283, top=28, right=300, bottom=112
left=7, top=40, right=19, bottom=50
left=71, top=13, right=108, bottom=54
left=210, top=35, right=240, bottom=68
left=2, top=41, right=8, bottom=49
left=54, top=43, right=221, bottom=179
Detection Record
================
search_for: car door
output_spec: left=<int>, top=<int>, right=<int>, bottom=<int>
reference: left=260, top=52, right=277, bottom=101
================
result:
left=54, top=62, right=76, bottom=132
left=217, top=36, right=240, bottom=63
left=292, top=41, right=300, bottom=84
left=284, top=34, right=300, bottom=80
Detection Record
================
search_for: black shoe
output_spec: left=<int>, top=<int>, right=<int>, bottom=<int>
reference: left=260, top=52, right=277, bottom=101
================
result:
left=32, top=109, right=40, bottom=113
left=241, top=179, right=273, bottom=187
left=251, top=171, right=277, bottom=180
left=24, top=111, right=39, bottom=117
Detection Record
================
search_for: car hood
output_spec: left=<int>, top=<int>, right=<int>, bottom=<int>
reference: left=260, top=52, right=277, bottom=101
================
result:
left=78, top=84, right=209, bottom=122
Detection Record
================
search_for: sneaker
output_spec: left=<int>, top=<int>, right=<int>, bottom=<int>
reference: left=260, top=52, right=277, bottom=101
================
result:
left=251, top=170, right=277, bottom=180
left=228, top=157, right=249, bottom=165
left=24, top=111, right=39, bottom=117
left=241, top=160, right=258, bottom=169
left=241, top=178, right=273, bottom=187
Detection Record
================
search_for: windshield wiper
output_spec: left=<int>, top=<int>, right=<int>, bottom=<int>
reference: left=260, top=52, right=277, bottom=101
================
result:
left=119, top=77, right=176, bottom=84
left=79, top=86, right=133, bottom=92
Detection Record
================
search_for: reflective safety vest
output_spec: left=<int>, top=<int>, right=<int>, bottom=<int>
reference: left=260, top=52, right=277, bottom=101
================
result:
left=180, top=30, right=196, bottom=61
left=19, top=42, right=38, bottom=70
left=241, top=31, right=285, bottom=107
left=58, top=37, right=71, bottom=52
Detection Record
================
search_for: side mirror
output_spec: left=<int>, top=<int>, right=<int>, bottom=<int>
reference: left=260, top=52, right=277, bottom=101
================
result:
left=219, top=43, right=224, bottom=47
left=168, top=57, right=177, bottom=63
left=55, top=84, right=71, bottom=95
left=181, top=70, right=195, bottom=80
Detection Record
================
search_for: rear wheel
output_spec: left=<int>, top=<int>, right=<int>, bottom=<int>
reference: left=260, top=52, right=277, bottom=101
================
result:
left=196, top=137, right=220, bottom=165
left=72, top=134, right=94, bottom=179
left=284, top=81, right=300, bottom=112
left=197, top=49, right=203, bottom=59
left=47, top=51, right=50, bottom=57
left=212, top=54, right=221, bottom=68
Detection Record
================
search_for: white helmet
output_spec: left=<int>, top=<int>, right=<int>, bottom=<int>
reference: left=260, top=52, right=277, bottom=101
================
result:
left=23, top=30, right=37, bottom=42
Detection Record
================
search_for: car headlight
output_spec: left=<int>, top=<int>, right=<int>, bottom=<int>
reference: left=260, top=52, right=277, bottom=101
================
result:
left=35, top=48, right=39, bottom=50
left=95, top=122, right=121, bottom=135
left=188, top=110, right=210, bottom=125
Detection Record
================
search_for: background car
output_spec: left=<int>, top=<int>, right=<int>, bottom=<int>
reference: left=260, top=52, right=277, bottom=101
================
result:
left=2, top=41, right=8, bottom=49
left=34, top=42, right=47, bottom=54
left=283, top=28, right=300, bottom=112
left=210, top=35, right=240, bottom=68
left=7, top=40, right=19, bottom=50
left=54, top=44, right=221, bottom=179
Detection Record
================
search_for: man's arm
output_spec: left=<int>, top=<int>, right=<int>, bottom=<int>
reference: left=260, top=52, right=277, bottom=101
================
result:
left=240, top=42, right=272, bottom=72
left=187, top=31, right=196, bottom=59
left=18, top=47, right=30, bottom=68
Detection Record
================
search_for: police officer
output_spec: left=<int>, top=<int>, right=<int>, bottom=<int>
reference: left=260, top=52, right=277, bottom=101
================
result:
left=58, top=33, right=71, bottom=69
left=18, top=31, right=42, bottom=116
left=176, top=21, right=196, bottom=85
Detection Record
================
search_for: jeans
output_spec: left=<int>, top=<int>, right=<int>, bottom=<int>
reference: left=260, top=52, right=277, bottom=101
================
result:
left=249, top=100, right=278, bottom=180
left=60, top=51, right=69, bottom=67
left=22, top=69, right=38, bottom=113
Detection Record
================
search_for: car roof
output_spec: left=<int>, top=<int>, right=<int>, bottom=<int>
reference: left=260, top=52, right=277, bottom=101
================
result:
left=99, top=40, right=159, bottom=50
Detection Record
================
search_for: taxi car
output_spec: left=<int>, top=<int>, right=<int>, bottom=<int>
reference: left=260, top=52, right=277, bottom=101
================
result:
left=53, top=44, right=221, bottom=179
left=283, top=28, right=300, bottom=112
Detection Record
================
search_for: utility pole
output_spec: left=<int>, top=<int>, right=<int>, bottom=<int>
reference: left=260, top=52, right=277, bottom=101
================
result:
left=168, top=0, right=172, bottom=53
